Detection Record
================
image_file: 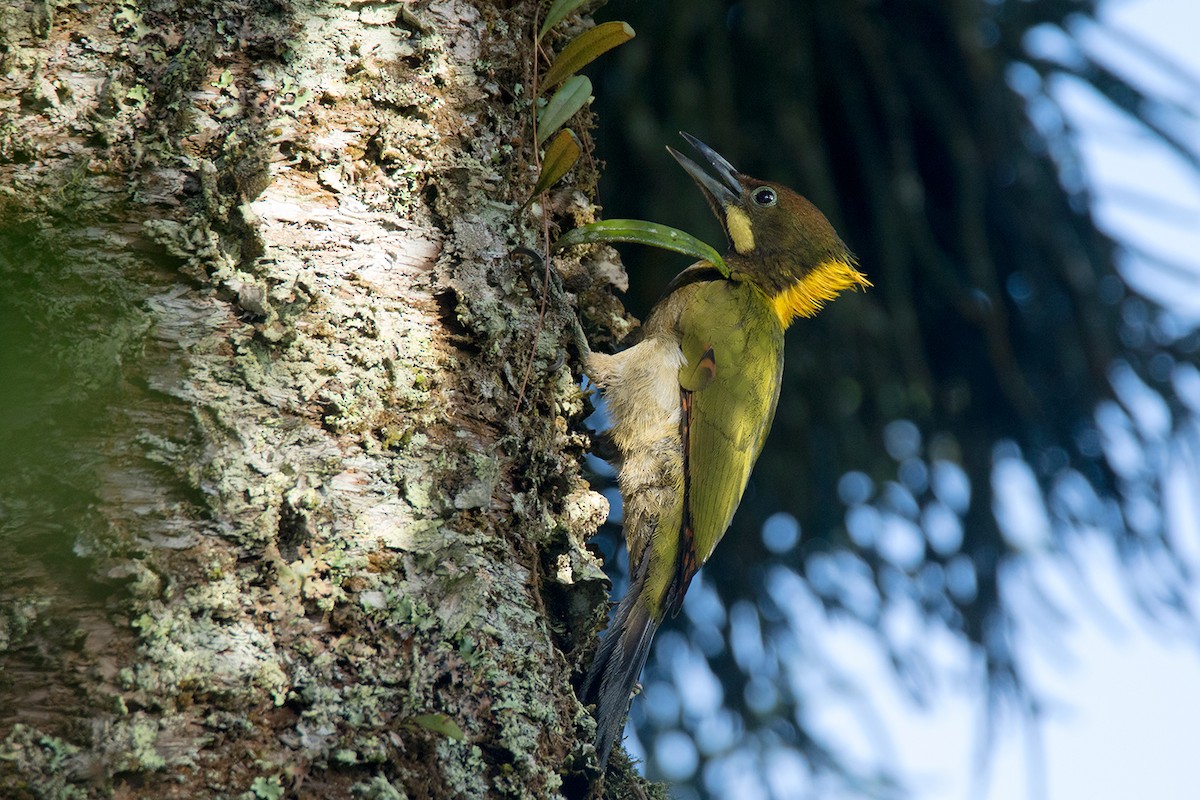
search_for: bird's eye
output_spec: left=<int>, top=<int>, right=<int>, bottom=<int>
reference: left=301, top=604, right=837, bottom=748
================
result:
left=753, top=187, right=777, bottom=207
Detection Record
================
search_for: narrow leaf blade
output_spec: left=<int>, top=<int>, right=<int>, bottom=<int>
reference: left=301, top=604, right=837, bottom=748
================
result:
left=537, top=75, right=591, bottom=144
left=538, top=0, right=588, bottom=40
left=411, top=713, right=465, bottom=742
left=553, top=219, right=728, bottom=275
left=541, top=21, right=635, bottom=92
left=527, top=129, right=582, bottom=202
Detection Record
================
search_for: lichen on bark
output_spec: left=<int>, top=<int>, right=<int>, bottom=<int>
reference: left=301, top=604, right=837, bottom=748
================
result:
left=0, top=0, right=638, bottom=797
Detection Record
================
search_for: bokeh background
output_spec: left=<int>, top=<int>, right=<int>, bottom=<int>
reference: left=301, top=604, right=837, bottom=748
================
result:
left=581, top=0, right=1200, bottom=797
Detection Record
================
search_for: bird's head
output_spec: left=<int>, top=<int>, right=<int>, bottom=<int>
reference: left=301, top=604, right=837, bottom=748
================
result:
left=668, top=132, right=870, bottom=327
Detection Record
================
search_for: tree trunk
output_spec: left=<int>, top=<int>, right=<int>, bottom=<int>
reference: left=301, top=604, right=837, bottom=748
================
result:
left=0, top=1, right=630, bottom=797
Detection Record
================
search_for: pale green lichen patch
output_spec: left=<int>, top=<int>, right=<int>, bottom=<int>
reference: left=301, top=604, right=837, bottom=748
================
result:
left=0, top=596, right=52, bottom=652
left=0, top=725, right=88, bottom=800
left=452, top=449, right=502, bottom=510
left=129, top=603, right=291, bottom=705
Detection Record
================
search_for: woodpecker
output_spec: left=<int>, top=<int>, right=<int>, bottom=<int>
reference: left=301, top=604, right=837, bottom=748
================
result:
left=580, top=133, right=869, bottom=769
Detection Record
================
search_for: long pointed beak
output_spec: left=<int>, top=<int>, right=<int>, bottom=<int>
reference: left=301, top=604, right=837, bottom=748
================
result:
left=667, top=132, right=743, bottom=216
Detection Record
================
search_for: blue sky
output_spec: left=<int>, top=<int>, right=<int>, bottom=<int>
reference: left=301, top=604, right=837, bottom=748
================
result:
left=808, top=2, right=1200, bottom=798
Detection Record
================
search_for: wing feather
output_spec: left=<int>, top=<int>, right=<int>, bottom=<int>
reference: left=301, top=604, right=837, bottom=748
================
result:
left=664, top=279, right=784, bottom=612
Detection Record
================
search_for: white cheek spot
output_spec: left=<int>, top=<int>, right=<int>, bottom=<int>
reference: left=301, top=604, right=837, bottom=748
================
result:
left=725, top=206, right=755, bottom=254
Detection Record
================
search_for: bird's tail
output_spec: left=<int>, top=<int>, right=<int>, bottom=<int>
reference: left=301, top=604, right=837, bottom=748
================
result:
left=581, top=553, right=660, bottom=769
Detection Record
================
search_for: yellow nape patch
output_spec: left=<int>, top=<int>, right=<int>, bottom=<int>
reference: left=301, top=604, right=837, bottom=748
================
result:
left=771, top=258, right=871, bottom=327
left=725, top=206, right=755, bottom=254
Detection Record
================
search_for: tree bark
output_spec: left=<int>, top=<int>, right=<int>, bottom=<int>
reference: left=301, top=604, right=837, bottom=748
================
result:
left=0, top=1, right=629, bottom=797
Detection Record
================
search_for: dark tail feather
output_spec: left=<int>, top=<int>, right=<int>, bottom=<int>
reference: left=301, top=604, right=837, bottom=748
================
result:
left=582, top=554, right=660, bottom=769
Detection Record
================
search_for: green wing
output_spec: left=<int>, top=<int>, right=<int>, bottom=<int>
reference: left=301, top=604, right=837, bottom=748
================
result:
left=663, top=279, right=784, bottom=611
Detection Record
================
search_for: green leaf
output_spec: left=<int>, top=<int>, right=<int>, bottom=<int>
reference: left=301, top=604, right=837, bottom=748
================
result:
left=527, top=129, right=582, bottom=203
left=411, top=713, right=465, bottom=741
left=540, top=21, right=635, bottom=92
left=537, top=75, right=591, bottom=144
left=538, top=0, right=589, bottom=40
left=553, top=219, right=728, bottom=275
